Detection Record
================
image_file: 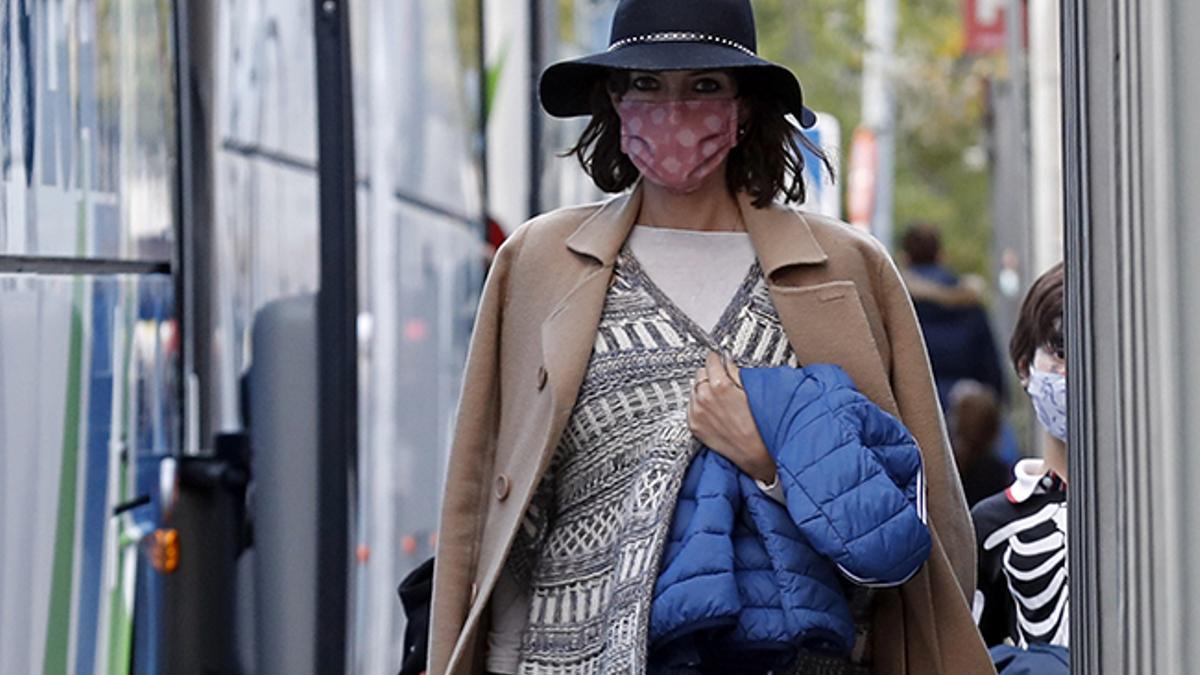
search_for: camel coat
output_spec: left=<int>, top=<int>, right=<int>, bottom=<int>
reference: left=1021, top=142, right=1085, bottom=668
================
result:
left=428, top=186, right=995, bottom=675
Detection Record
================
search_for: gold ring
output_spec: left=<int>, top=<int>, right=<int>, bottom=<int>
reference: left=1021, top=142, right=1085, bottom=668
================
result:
left=693, top=377, right=710, bottom=393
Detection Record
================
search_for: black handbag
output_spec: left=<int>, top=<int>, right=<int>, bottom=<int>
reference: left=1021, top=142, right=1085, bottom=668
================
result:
left=397, top=557, right=435, bottom=675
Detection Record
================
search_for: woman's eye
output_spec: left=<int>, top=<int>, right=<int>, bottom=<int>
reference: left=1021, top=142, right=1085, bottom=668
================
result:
left=632, top=77, right=660, bottom=91
left=693, top=78, right=723, bottom=93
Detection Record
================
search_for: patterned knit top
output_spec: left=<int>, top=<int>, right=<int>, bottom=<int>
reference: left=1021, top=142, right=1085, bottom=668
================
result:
left=508, top=247, right=797, bottom=674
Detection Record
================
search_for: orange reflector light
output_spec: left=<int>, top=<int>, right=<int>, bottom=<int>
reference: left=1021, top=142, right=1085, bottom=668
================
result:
left=402, top=536, right=418, bottom=555
left=151, top=529, right=180, bottom=573
left=357, top=545, right=371, bottom=563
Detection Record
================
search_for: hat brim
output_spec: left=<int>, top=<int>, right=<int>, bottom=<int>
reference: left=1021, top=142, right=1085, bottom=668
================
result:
left=539, top=42, right=815, bottom=127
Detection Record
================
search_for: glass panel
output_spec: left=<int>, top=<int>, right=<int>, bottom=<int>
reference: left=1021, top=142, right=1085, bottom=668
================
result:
left=0, top=272, right=177, bottom=674
left=352, top=203, right=484, bottom=673
left=0, top=0, right=178, bottom=261
left=205, top=3, right=322, bottom=670
left=353, top=0, right=482, bottom=222
left=211, top=0, right=320, bottom=431
left=350, top=0, right=486, bottom=669
left=538, top=0, right=613, bottom=211
left=215, top=0, right=318, bottom=165
left=210, top=154, right=320, bottom=430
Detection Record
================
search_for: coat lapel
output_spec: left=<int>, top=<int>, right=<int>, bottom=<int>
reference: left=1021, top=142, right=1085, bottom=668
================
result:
left=742, top=197, right=900, bottom=415
left=540, top=268, right=611, bottom=420
left=451, top=192, right=643, bottom=665
left=537, top=188, right=644, bottom=463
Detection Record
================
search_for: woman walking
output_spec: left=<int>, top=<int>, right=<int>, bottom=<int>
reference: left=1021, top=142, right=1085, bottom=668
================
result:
left=428, top=1, right=992, bottom=673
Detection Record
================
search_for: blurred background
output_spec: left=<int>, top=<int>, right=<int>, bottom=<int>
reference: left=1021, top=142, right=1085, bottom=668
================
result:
left=0, top=0, right=1072, bottom=673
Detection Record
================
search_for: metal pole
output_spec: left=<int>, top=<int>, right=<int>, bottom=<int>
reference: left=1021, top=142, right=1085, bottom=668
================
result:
left=313, top=0, right=358, bottom=671
left=174, top=0, right=198, bottom=453
left=989, top=0, right=1032, bottom=362
left=1060, top=1, right=1099, bottom=671
left=528, top=0, right=544, bottom=218
left=1027, top=0, right=1063, bottom=274
left=477, top=0, right=490, bottom=241
left=1006, top=0, right=1033, bottom=279
left=1065, top=0, right=1200, bottom=671
left=160, top=3, right=245, bottom=673
left=862, top=0, right=897, bottom=250
left=1006, top=0, right=1026, bottom=93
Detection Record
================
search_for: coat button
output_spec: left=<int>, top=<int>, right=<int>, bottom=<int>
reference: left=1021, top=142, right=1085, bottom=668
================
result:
left=495, top=474, right=511, bottom=501
left=537, top=366, right=548, bottom=391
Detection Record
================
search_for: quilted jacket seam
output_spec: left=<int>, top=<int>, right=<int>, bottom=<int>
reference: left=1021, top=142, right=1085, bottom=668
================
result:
left=774, top=381, right=864, bottom=557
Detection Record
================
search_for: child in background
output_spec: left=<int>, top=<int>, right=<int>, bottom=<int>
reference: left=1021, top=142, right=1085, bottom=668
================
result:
left=971, top=262, right=1069, bottom=672
left=947, top=379, right=1009, bottom=508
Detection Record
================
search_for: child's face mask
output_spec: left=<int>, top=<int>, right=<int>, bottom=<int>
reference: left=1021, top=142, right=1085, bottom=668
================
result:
left=1026, top=351, right=1067, bottom=442
left=616, top=98, right=740, bottom=194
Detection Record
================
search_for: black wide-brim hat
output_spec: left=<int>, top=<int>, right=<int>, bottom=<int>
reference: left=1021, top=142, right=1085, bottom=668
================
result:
left=540, top=0, right=816, bottom=128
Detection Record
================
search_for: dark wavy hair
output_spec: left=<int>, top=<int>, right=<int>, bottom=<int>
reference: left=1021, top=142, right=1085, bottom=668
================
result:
left=565, top=70, right=832, bottom=209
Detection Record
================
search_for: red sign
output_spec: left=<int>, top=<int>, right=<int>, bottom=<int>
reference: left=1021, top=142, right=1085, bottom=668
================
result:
left=963, top=0, right=1018, bottom=55
left=846, top=128, right=878, bottom=231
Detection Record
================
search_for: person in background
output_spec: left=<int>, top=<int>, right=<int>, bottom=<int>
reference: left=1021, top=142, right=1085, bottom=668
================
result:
left=900, top=223, right=1007, bottom=409
left=947, top=379, right=1010, bottom=507
left=971, top=262, right=1068, bottom=673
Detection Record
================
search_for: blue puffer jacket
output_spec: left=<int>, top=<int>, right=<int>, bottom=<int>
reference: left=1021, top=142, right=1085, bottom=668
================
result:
left=649, top=365, right=931, bottom=671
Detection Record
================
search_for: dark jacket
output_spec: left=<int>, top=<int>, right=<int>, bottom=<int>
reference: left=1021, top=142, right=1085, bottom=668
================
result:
left=907, top=265, right=1006, bottom=407
left=989, top=644, right=1069, bottom=675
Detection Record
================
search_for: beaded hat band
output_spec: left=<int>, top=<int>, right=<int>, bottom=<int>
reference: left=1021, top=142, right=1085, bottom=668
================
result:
left=608, top=32, right=756, bottom=57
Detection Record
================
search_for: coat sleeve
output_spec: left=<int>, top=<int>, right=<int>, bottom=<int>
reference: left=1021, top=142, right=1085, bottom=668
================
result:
left=874, top=248, right=977, bottom=599
left=742, top=367, right=931, bottom=587
left=428, top=228, right=527, bottom=675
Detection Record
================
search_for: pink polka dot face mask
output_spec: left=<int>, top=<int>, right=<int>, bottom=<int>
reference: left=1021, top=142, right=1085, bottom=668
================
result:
left=616, top=98, right=740, bottom=194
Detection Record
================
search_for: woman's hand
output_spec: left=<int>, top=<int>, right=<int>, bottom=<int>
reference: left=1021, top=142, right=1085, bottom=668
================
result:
left=688, top=352, right=777, bottom=484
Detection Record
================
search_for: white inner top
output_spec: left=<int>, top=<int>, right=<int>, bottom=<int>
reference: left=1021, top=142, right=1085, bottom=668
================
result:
left=625, top=225, right=757, bottom=332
